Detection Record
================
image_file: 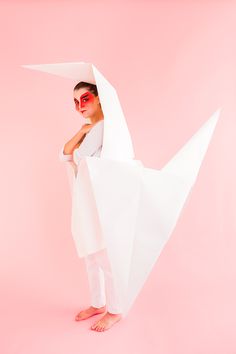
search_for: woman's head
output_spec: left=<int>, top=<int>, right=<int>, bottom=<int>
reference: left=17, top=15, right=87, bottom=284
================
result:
left=73, top=81, right=103, bottom=120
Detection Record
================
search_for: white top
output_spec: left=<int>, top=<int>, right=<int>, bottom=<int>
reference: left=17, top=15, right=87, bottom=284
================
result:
left=59, top=119, right=106, bottom=257
left=59, top=119, right=104, bottom=165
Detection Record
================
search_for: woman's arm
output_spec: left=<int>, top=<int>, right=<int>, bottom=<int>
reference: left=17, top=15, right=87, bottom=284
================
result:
left=59, top=122, right=100, bottom=163
left=59, top=131, right=86, bottom=162
left=63, top=123, right=97, bottom=154
left=73, top=120, right=104, bottom=165
left=63, top=130, right=86, bottom=155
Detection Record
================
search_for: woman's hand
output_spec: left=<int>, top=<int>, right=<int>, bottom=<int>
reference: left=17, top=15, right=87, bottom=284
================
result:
left=80, top=122, right=96, bottom=135
left=63, top=122, right=96, bottom=155
left=71, top=123, right=96, bottom=151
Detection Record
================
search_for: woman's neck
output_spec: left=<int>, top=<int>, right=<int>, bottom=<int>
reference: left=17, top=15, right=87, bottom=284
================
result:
left=89, top=112, right=104, bottom=125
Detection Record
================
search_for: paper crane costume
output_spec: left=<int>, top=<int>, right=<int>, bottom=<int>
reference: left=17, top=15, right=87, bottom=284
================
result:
left=22, top=62, right=220, bottom=317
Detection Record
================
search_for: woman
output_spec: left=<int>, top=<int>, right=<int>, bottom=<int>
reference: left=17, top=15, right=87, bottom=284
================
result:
left=59, top=81, right=122, bottom=332
left=23, top=61, right=218, bottom=335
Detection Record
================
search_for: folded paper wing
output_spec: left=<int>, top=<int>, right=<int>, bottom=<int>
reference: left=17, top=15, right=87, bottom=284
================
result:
left=85, top=110, right=220, bottom=316
left=22, top=62, right=221, bottom=317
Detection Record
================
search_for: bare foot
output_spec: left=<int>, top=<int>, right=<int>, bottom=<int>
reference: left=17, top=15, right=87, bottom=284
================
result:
left=91, top=312, right=122, bottom=331
left=75, top=305, right=106, bottom=321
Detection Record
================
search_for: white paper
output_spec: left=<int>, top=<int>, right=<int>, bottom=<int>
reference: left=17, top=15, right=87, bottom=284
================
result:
left=22, top=61, right=221, bottom=317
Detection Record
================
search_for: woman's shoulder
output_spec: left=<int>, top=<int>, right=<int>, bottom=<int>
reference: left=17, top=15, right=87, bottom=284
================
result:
left=87, top=119, right=104, bottom=135
left=93, top=119, right=104, bottom=128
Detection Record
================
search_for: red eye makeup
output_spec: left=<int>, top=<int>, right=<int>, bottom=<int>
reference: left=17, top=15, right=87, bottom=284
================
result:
left=74, top=91, right=94, bottom=110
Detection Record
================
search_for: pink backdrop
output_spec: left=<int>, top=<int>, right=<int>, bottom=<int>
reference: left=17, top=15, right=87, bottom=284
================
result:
left=0, top=1, right=235, bottom=353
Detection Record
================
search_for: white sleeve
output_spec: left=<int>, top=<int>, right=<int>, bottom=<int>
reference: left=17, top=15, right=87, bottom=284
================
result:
left=59, top=146, right=73, bottom=162
left=74, top=121, right=104, bottom=164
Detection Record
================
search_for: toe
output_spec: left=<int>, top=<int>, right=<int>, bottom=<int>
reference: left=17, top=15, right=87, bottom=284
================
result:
left=97, top=323, right=103, bottom=331
left=93, top=321, right=100, bottom=330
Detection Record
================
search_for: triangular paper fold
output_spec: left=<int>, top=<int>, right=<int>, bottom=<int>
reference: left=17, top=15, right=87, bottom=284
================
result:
left=21, top=61, right=220, bottom=316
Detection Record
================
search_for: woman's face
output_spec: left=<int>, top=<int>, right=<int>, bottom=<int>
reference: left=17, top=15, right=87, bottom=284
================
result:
left=73, top=88, right=100, bottom=118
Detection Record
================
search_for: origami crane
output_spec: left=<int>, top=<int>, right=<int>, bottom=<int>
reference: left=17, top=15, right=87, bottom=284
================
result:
left=22, top=62, right=220, bottom=317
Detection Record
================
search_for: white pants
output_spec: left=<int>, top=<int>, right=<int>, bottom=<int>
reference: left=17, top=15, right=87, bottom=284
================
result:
left=84, top=248, right=123, bottom=314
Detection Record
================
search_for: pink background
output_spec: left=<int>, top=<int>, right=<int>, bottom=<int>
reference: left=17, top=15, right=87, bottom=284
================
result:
left=1, top=1, right=235, bottom=353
